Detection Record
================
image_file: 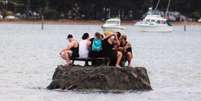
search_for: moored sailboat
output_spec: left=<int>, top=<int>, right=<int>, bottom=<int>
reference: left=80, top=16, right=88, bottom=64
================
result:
left=134, top=0, right=173, bottom=32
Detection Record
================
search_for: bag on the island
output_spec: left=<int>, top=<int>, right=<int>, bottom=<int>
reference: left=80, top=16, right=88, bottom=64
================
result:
left=92, top=38, right=102, bottom=52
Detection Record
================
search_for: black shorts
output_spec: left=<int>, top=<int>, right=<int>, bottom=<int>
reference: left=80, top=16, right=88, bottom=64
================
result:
left=105, top=51, right=117, bottom=66
left=89, top=51, right=103, bottom=58
left=126, top=48, right=132, bottom=54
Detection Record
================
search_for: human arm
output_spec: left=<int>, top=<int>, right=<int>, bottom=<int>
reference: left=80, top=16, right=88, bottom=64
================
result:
left=59, top=42, right=73, bottom=55
left=103, top=34, right=114, bottom=40
left=114, top=34, right=120, bottom=46
left=87, top=40, right=91, bottom=48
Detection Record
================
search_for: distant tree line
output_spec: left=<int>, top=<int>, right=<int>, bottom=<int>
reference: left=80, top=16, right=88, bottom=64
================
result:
left=0, top=0, right=200, bottom=20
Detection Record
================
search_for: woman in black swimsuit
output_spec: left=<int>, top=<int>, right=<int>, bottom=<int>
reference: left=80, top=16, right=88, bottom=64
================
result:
left=119, top=35, right=133, bottom=67
left=60, top=34, right=79, bottom=65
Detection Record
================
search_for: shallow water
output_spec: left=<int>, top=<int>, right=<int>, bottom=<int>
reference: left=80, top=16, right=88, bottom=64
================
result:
left=0, top=23, right=201, bottom=101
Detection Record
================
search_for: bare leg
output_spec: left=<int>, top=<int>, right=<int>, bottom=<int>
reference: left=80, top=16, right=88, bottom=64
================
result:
left=60, top=52, right=67, bottom=60
left=60, top=50, right=72, bottom=65
left=127, top=52, right=133, bottom=67
left=116, top=51, right=122, bottom=67
left=66, top=51, right=73, bottom=65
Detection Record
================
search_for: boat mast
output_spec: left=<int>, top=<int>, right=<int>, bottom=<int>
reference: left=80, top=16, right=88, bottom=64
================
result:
left=165, top=0, right=171, bottom=17
left=154, top=0, right=160, bottom=10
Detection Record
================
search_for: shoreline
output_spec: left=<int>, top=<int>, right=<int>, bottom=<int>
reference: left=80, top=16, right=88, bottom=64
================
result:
left=0, top=19, right=201, bottom=26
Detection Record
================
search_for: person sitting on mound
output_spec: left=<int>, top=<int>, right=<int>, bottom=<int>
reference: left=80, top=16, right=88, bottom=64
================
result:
left=60, top=34, right=79, bottom=66
left=103, top=32, right=122, bottom=67
left=79, top=33, right=91, bottom=58
left=89, top=32, right=103, bottom=58
left=119, top=35, right=133, bottom=67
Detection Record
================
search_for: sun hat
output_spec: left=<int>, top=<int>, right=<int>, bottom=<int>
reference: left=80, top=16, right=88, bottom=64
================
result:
left=104, top=32, right=113, bottom=37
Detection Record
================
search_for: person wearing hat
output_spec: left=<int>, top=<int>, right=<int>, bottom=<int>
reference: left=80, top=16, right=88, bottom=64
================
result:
left=59, top=34, right=79, bottom=66
left=102, top=32, right=122, bottom=67
left=104, top=31, right=113, bottom=37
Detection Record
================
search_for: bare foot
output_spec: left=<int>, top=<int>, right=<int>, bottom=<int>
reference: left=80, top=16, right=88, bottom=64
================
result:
left=63, top=64, right=70, bottom=67
left=115, top=65, right=121, bottom=68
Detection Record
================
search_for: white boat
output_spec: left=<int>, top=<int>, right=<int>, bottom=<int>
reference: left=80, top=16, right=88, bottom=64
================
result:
left=135, top=8, right=173, bottom=32
left=0, top=15, right=3, bottom=20
left=198, top=18, right=201, bottom=23
left=5, top=15, right=18, bottom=20
left=102, top=18, right=126, bottom=32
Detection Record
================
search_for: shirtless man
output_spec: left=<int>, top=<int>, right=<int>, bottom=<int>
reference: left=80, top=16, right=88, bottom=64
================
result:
left=60, top=34, right=79, bottom=65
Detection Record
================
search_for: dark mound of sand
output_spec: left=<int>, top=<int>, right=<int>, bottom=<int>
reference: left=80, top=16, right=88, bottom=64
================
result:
left=47, top=65, right=152, bottom=91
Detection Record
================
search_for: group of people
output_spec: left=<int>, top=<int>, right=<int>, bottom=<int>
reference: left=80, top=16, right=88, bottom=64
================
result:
left=59, top=32, right=133, bottom=67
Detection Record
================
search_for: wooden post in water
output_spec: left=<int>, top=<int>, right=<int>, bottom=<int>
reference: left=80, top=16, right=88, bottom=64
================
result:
left=41, top=15, right=44, bottom=30
left=184, top=20, right=187, bottom=31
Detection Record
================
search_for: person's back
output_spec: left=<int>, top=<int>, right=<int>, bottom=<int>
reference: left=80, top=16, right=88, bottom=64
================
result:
left=102, top=34, right=116, bottom=66
left=70, top=40, right=79, bottom=58
left=89, top=32, right=103, bottom=58
left=102, top=32, right=123, bottom=67
left=79, top=40, right=89, bottom=58
left=79, top=33, right=90, bottom=58
left=59, top=34, right=79, bottom=66
left=91, top=38, right=102, bottom=52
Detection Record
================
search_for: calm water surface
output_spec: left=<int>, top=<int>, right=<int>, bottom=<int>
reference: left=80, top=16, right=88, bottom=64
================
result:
left=0, top=23, right=201, bottom=101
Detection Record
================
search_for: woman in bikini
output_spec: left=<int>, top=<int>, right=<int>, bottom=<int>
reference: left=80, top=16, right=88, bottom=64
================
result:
left=119, top=35, right=133, bottom=67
